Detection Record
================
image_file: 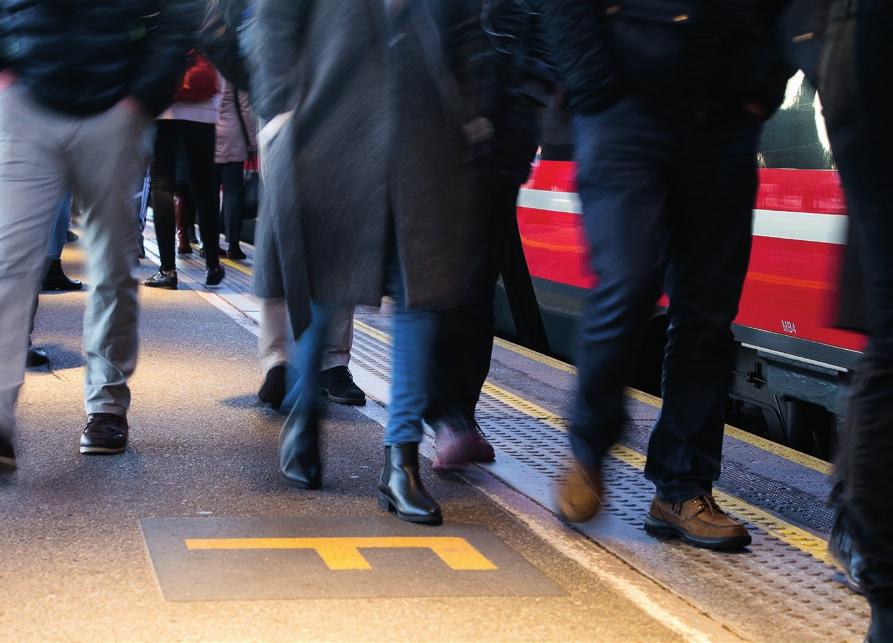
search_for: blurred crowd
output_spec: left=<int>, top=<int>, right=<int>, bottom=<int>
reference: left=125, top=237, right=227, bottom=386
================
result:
left=0, top=1, right=890, bottom=639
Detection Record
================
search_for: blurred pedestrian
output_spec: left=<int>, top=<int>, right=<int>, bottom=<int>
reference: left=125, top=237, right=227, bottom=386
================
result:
left=250, top=0, right=490, bottom=525
left=787, top=0, right=893, bottom=639
left=0, top=1, right=197, bottom=471
left=42, top=195, right=82, bottom=292
left=535, top=0, right=792, bottom=549
left=215, top=80, right=256, bottom=260
left=144, top=50, right=226, bottom=290
left=426, top=0, right=555, bottom=471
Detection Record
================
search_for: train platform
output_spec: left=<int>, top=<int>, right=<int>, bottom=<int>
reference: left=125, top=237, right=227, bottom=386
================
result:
left=8, top=228, right=869, bottom=642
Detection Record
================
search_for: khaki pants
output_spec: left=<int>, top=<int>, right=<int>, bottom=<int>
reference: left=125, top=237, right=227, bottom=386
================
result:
left=258, top=299, right=354, bottom=375
left=0, top=86, right=152, bottom=439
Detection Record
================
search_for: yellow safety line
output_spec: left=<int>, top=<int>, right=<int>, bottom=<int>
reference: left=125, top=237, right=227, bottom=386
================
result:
left=625, top=389, right=834, bottom=476
left=219, top=256, right=254, bottom=277
left=352, top=321, right=833, bottom=566
left=241, top=270, right=833, bottom=474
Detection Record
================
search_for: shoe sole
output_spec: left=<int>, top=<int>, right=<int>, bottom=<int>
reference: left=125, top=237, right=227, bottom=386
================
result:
left=644, top=515, right=752, bottom=550
left=143, top=283, right=178, bottom=290
left=279, top=472, right=321, bottom=490
left=0, top=455, right=16, bottom=472
left=323, top=391, right=366, bottom=406
left=377, top=493, right=443, bottom=526
left=79, top=446, right=126, bottom=455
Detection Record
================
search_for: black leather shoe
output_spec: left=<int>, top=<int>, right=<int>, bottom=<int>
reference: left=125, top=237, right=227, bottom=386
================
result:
left=279, top=410, right=321, bottom=489
left=144, top=269, right=178, bottom=290
left=25, top=346, right=50, bottom=368
left=0, top=434, right=16, bottom=473
left=320, top=366, right=366, bottom=405
left=205, top=264, right=225, bottom=286
left=42, top=259, right=83, bottom=292
left=378, top=444, right=442, bottom=525
left=829, top=509, right=865, bottom=595
left=258, top=364, right=287, bottom=410
left=227, top=246, right=247, bottom=261
left=80, top=413, right=128, bottom=455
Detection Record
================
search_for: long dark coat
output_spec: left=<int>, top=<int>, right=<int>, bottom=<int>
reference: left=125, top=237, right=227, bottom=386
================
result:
left=250, top=0, right=489, bottom=336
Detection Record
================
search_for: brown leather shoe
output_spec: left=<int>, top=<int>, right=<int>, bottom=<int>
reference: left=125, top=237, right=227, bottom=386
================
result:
left=555, top=461, right=603, bottom=523
left=645, top=494, right=751, bottom=550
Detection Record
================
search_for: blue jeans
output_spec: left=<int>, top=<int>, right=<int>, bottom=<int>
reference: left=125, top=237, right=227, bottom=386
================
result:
left=47, top=194, right=72, bottom=260
left=571, top=98, right=760, bottom=502
left=284, top=249, right=438, bottom=445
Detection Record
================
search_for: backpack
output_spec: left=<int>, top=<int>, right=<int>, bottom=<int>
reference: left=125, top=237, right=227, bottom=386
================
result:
left=174, top=50, right=220, bottom=103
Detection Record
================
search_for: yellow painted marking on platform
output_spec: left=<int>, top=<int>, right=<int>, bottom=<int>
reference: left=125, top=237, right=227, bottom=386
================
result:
left=354, top=320, right=391, bottom=345
left=185, top=536, right=497, bottom=571
left=493, top=337, right=577, bottom=375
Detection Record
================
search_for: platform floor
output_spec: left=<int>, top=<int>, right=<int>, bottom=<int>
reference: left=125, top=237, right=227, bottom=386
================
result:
left=5, top=229, right=868, bottom=642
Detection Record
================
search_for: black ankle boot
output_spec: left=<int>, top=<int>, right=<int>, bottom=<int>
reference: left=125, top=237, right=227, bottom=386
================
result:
left=42, top=259, right=82, bottom=292
left=378, top=444, right=442, bottom=525
left=279, top=410, right=321, bottom=489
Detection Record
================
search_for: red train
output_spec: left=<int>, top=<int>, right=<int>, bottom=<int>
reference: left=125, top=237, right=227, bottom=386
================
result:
left=506, top=72, right=859, bottom=458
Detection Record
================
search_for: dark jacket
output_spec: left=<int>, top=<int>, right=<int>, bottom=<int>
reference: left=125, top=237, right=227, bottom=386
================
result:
left=199, top=0, right=252, bottom=92
left=249, top=0, right=490, bottom=335
left=0, top=0, right=200, bottom=116
left=484, top=0, right=556, bottom=183
left=533, top=0, right=792, bottom=118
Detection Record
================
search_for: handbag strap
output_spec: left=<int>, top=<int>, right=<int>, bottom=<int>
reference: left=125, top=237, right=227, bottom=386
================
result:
left=232, top=88, right=255, bottom=156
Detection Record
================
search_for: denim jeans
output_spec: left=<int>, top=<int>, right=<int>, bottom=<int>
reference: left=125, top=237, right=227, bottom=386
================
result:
left=822, top=0, right=893, bottom=610
left=47, top=194, right=72, bottom=260
left=570, top=98, right=760, bottom=502
left=284, top=246, right=437, bottom=445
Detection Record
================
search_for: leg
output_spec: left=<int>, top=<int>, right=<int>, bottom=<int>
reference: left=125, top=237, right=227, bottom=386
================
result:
left=219, top=161, right=244, bottom=253
left=321, top=307, right=354, bottom=371
left=825, top=1, right=893, bottom=628
left=570, top=105, right=671, bottom=473
left=645, top=122, right=760, bottom=502
left=0, top=87, right=69, bottom=444
left=149, top=121, right=178, bottom=272
left=71, top=102, right=152, bottom=420
left=180, top=122, right=221, bottom=270
left=259, top=298, right=290, bottom=375
left=47, top=194, right=72, bottom=261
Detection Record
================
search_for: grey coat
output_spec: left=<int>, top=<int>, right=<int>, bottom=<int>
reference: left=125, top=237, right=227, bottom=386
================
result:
left=250, top=0, right=489, bottom=335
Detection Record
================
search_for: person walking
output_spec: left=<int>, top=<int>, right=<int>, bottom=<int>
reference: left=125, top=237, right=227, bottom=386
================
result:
left=215, top=80, right=256, bottom=261
left=534, top=0, right=792, bottom=549
left=426, top=0, right=555, bottom=471
left=786, top=0, right=893, bottom=639
left=42, top=195, right=83, bottom=292
left=144, top=50, right=226, bottom=290
left=0, top=0, right=197, bottom=471
left=250, top=0, right=490, bottom=525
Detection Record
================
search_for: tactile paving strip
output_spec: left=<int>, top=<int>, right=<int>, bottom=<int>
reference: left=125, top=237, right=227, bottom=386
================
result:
left=351, top=326, right=871, bottom=642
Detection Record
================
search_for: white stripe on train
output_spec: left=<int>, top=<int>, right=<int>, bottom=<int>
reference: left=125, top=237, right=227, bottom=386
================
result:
left=517, top=188, right=849, bottom=245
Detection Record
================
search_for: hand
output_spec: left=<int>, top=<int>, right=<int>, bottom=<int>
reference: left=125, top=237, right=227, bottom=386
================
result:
left=0, top=69, right=18, bottom=92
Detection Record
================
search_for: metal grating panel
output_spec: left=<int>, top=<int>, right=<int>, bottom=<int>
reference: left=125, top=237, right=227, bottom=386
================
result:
left=351, top=324, right=870, bottom=642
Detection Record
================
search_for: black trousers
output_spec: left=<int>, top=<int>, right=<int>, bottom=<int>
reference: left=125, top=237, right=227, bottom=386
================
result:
left=571, top=100, right=760, bottom=502
left=822, top=0, right=893, bottom=611
left=427, top=178, right=547, bottom=424
left=151, top=120, right=220, bottom=271
left=217, top=161, right=244, bottom=248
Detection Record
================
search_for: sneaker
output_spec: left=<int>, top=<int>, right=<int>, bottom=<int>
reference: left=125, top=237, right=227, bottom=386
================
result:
left=432, top=416, right=495, bottom=470
left=0, top=434, right=16, bottom=473
left=645, top=494, right=751, bottom=550
left=319, top=365, right=366, bottom=405
left=25, top=346, right=50, bottom=368
left=205, top=264, right=225, bottom=286
left=80, top=413, right=128, bottom=455
left=555, top=460, right=603, bottom=523
left=144, top=269, right=178, bottom=290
